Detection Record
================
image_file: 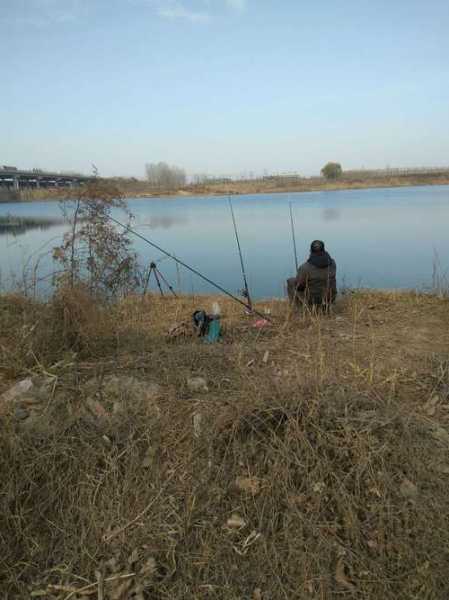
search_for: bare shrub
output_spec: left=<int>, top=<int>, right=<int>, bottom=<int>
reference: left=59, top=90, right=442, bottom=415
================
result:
left=54, top=182, right=139, bottom=299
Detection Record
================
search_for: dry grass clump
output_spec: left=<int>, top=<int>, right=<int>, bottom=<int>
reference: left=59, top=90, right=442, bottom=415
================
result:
left=1, top=290, right=449, bottom=598
left=48, top=284, right=120, bottom=356
left=0, top=285, right=124, bottom=378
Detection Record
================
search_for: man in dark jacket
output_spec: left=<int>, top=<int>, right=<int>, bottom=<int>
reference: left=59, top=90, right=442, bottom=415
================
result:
left=287, top=240, right=337, bottom=309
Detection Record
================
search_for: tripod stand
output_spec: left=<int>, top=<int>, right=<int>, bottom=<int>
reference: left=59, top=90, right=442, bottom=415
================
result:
left=143, top=262, right=178, bottom=297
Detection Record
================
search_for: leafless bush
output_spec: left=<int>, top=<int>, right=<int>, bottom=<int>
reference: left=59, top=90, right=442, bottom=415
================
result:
left=54, top=182, right=139, bottom=299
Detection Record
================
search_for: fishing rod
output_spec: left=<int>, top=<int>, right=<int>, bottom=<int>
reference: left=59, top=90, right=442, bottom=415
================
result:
left=289, top=200, right=299, bottom=272
left=108, top=215, right=272, bottom=322
left=228, top=196, right=253, bottom=312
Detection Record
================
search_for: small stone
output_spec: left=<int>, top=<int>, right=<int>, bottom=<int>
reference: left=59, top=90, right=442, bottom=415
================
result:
left=1, top=378, right=33, bottom=404
left=424, top=395, right=440, bottom=416
left=253, top=588, right=263, bottom=600
left=262, top=351, right=269, bottom=364
left=187, top=377, right=209, bottom=393
left=14, top=406, right=30, bottom=421
left=86, top=376, right=161, bottom=419
left=102, top=375, right=162, bottom=402
left=144, top=383, right=162, bottom=402
left=400, top=478, right=418, bottom=499
left=226, top=514, right=246, bottom=529
left=193, top=412, right=203, bottom=438
left=235, top=476, right=261, bottom=496
left=432, top=427, right=449, bottom=443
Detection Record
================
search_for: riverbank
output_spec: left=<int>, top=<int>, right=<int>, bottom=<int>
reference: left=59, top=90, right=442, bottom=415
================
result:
left=183, top=172, right=449, bottom=198
left=2, top=172, right=449, bottom=202
left=1, top=289, right=449, bottom=598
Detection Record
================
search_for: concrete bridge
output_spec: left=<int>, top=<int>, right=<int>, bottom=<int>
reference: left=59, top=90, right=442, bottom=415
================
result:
left=0, top=166, right=95, bottom=190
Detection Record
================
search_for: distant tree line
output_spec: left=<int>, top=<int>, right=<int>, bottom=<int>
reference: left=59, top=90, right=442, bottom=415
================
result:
left=145, top=162, right=186, bottom=190
left=144, top=161, right=346, bottom=187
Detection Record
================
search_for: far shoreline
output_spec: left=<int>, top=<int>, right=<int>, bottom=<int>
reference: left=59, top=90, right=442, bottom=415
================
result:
left=1, top=175, right=449, bottom=204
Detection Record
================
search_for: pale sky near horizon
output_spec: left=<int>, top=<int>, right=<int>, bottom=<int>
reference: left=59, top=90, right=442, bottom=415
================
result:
left=1, top=0, right=448, bottom=178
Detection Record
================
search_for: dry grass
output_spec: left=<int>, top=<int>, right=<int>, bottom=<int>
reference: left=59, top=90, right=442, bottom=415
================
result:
left=185, top=174, right=449, bottom=198
left=1, top=290, right=449, bottom=599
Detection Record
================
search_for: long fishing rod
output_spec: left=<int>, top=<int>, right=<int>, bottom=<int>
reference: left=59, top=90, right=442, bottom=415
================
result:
left=289, top=200, right=299, bottom=272
left=228, top=197, right=253, bottom=311
left=108, top=215, right=271, bottom=322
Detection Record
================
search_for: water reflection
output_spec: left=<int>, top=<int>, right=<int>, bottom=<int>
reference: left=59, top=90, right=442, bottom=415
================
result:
left=0, top=216, right=63, bottom=237
left=322, top=207, right=341, bottom=222
left=137, top=215, right=188, bottom=230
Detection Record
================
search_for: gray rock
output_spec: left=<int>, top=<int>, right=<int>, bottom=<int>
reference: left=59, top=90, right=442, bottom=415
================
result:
left=14, top=406, right=30, bottom=421
left=0, top=376, right=55, bottom=419
left=432, top=427, right=449, bottom=444
left=1, top=378, right=33, bottom=404
left=84, top=375, right=162, bottom=418
left=193, top=412, right=203, bottom=438
left=103, top=376, right=162, bottom=403
left=400, top=478, right=418, bottom=499
left=187, top=377, right=209, bottom=393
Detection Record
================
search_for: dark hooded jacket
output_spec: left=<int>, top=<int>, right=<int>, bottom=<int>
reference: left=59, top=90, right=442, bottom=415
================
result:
left=296, top=251, right=337, bottom=304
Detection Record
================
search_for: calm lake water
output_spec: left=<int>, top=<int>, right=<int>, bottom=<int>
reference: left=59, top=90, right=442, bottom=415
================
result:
left=1, top=185, right=448, bottom=298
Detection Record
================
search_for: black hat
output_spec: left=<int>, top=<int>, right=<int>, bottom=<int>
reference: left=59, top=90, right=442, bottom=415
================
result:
left=310, top=240, right=325, bottom=253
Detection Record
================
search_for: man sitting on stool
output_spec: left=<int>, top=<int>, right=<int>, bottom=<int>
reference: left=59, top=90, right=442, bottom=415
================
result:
left=287, top=240, right=337, bottom=310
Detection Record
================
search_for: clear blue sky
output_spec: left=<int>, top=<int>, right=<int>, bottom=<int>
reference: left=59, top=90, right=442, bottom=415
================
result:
left=1, top=0, right=448, bottom=178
